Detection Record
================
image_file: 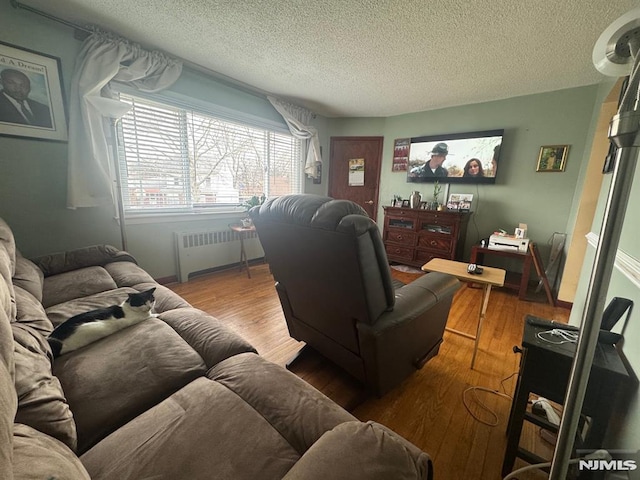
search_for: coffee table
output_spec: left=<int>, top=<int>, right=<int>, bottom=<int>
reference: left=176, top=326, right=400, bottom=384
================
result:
left=422, top=258, right=506, bottom=369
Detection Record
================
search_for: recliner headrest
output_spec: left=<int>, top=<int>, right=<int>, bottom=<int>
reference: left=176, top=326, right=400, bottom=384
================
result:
left=251, top=194, right=374, bottom=235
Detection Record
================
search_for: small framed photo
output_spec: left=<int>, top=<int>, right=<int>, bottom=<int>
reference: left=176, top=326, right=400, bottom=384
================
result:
left=401, top=200, right=410, bottom=207
left=536, top=145, right=569, bottom=172
left=0, top=41, right=68, bottom=141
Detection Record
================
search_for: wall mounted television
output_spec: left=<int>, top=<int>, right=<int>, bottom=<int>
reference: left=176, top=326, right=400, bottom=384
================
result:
left=407, top=129, right=503, bottom=184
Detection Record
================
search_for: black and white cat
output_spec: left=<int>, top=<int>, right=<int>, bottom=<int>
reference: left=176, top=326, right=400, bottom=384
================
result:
left=48, top=288, right=157, bottom=358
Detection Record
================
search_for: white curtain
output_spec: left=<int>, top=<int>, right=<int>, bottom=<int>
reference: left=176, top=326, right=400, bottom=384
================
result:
left=267, top=95, right=322, bottom=179
left=67, top=30, right=182, bottom=208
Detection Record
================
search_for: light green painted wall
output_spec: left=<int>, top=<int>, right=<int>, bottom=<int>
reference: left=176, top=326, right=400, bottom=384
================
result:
left=0, top=2, right=603, bottom=286
left=3, top=0, right=637, bottom=452
left=0, top=2, right=123, bottom=255
left=569, top=155, right=640, bottom=449
left=0, top=3, right=327, bottom=278
left=327, top=87, right=600, bottom=267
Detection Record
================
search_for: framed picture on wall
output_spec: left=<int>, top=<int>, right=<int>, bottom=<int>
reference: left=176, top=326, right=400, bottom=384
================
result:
left=536, top=145, right=569, bottom=172
left=392, top=138, right=410, bottom=171
left=0, top=41, right=68, bottom=141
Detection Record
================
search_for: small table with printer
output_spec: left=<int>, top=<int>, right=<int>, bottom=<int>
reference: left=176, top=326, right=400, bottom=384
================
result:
left=470, top=236, right=532, bottom=300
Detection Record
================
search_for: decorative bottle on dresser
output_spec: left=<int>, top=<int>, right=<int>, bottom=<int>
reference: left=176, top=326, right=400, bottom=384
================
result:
left=410, top=191, right=421, bottom=209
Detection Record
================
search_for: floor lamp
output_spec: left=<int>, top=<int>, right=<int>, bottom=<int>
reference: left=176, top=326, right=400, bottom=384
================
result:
left=549, top=8, right=640, bottom=479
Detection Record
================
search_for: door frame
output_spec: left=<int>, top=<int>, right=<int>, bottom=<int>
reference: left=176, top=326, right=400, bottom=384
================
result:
left=328, top=136, right=384, bottom=221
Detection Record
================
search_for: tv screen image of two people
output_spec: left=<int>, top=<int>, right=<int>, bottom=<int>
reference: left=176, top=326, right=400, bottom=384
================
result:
left=407, top=129, right=503, bottom=184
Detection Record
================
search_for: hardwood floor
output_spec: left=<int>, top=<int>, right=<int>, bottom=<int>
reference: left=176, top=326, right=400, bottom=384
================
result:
left=169, top=263, right=569, bottom=480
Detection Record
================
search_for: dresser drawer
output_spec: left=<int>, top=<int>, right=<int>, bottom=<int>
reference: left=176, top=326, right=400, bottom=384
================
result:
left=384, top=230, right=417, bottom=245
left=383, top=207, right=469, bottom=267
left=415, top=250, right=444, bottom=264
left=385, top=244, right=414, bottom=261
left=418, top=235, right=452, bottom=253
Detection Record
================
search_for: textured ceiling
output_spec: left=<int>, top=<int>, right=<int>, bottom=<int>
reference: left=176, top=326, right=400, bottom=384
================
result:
left=18, top=0, right=639, bottom=117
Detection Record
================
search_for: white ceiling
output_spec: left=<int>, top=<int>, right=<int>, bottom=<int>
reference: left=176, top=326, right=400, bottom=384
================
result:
left=19, top=0, right=639, bottom=117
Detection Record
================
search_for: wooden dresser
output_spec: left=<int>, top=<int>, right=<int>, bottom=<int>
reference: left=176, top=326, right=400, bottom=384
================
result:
left=382, top=207, right=470, bottom=267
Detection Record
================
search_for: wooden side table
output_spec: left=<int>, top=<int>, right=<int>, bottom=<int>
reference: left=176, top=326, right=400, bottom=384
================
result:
left=422, top=258, right=505, bottom=369
left=230, top=224, right=256, bottom=278
left=502, top=316, right=629, bottom=476
left=470, top=245, right=532, bottom=300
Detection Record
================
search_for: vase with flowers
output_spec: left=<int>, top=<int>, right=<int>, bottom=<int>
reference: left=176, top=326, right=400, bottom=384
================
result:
left=240, top=194, right=265, bottom=227
left=431, top=181, right=442, bottom=210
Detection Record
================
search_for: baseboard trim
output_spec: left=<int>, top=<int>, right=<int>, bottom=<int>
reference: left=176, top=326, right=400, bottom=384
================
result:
left=155, top=275, right=178, bottom=285
left=555, top=299, right=573, bottom=310
left=155, top=258, right=266, bottom=285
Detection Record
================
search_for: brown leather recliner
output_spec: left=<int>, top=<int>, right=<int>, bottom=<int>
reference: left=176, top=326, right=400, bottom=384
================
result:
left=250, top=194, right=460, bottom=396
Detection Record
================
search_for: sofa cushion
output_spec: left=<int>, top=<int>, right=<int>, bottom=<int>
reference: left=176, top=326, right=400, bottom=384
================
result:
left=53, top=318, right=207, bottom=453
left=42, top=266, right=118, bottom=309
left=80, top=377, right=300, bottom=480
left=45, top=287, right=137, bottom=327
left=208, top=353, right=356, bottom=455
left=12, top=424, right=90, bottom=480
left=0, top=291, right=16, bottom=480
left=32, top=244, right=136, bottom=277
left=13, top=326, right=76, bottom=451
left=144, top=282, right=191, bottom=313
left=11, top=281, right=77, bottom=451
left=0, top=218, right=16, bottom=281
left=13, top=254, right=44, bottom=303
left=14, top=286, right=51, bottom=335
left=159, top=307, right=256, bottom=368
left=103, top=261, right=155, bottom=287
left=0, top=246, right=16, bottom=323
left=281, top=421, right=432, bottom=480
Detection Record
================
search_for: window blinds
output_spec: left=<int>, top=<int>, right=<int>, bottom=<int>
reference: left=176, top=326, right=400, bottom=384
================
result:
left=117, top=93, right=302, bottom=212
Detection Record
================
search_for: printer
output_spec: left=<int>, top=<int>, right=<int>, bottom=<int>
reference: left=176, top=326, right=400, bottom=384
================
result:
left=488, top=234, right=530, bottom=253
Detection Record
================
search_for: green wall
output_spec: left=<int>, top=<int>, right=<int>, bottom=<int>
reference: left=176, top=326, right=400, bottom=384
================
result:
left=0, top=2, right=601, bottom=283
left=3, top=0, right=637, bottom=453
left=0, top=2, right=122, bottom=254
left=327, top=87, right=600, bottom=268
left=569, top=152, right=640, bottom=449
left=0, top=3, right=326, bottom=278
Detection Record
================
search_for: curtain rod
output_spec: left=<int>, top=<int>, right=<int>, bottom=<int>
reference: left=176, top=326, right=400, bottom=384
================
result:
left=11, top=0, right=92, bottom=34
left=9, top=0, right=272, bottom=100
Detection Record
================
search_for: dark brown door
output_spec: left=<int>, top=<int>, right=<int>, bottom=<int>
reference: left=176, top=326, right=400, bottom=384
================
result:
left=328, top=137, right=383, bottom=219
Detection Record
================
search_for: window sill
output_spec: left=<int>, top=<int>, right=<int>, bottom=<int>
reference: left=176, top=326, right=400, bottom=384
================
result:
left=124, top=208, right=248, bottom=225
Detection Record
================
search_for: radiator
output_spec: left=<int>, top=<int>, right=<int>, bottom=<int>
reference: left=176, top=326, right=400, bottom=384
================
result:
left=174, top=228, right=264, bottom=283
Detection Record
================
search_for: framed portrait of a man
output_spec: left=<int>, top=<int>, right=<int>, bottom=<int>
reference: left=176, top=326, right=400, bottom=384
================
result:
left=0, top=41, right=68, bottom=141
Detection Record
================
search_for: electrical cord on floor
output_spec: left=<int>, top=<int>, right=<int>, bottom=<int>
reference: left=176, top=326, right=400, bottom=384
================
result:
left=463, top=372, right=518, bottom=426
left=502, top=449, right=611, bottom=480
left=500, top=372, right=518, bottom=394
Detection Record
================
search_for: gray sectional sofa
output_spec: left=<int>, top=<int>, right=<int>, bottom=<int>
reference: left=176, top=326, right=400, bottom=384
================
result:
left=0, top=217, right=433, bottom=480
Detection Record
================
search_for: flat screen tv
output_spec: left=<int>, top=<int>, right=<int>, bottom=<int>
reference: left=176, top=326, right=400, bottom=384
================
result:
left=407, top=129, right=503, bottom=184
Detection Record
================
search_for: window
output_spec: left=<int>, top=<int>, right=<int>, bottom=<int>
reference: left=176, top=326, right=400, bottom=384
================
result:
left=115, top=93, right=303, bottom=212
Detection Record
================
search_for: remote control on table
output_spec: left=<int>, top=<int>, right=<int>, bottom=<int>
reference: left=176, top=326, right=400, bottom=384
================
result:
left=467, top=264, right=484, bottom=275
